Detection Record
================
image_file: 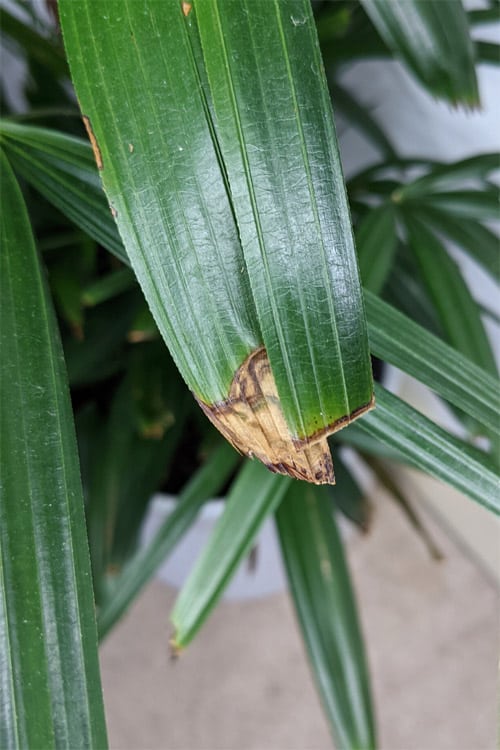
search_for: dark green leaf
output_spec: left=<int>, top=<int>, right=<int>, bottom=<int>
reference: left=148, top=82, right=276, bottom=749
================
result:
left=276, top=483, right=376, bottom=750
left=60, top=0, right=373, bottom=443
left=404, top=216, right=497, bottom=377
left=356, top=205, right=397, bottom=294
left=98, top=442, right=240, bottom=640
left=360, top=0, right=479, bottom=105
left=171, top=460, right=290, bottom=649
left=358, top=385, right=499, bottom=514
left=0, top=120, right=126, bottom=263
left=365, top=291, right=500, bottom=436
left=0, top=151, right=107, bottom=748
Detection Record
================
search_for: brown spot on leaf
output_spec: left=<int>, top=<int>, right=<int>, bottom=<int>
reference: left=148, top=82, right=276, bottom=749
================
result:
left=195, top=347, right=375, bottom=485
left=128, top=143, right=134, bottom=153
left=182, top=2, right=192, bottom=16
left=110, top=205, right=117, bottom=218
left=82, top=115, right=103, bottom=170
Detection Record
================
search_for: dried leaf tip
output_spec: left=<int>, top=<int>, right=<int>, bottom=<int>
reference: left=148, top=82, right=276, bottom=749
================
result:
left=196, top=347, right=374, bottom=485
left=182, top=2, right=192, bottom=17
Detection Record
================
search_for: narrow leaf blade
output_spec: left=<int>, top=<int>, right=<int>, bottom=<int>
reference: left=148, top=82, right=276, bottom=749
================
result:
left=171, top=461, right=290, bottom=649
left=357, top=385, right=499, bottom=514
left=0, top=120, right=126, bottom=263
left=365, top=291, right=500, bottom=436
left=0, top=151, right=107, bottom=748
left=276, top=483, right=376, bottom=750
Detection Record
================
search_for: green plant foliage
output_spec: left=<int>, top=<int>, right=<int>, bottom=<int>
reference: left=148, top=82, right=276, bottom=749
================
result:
left=0, top=152, right=107, bottom=749
left=1, top=0, right=499, bottom=746
left=58, top=0, right=373, bottom=443
left=171, top=461, right=290, bottom=649
left=277, top=483, right=376, bottom=750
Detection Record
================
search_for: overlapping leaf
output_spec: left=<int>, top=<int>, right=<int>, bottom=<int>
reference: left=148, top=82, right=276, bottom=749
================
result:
left=0, top=151, right=107, bottom=749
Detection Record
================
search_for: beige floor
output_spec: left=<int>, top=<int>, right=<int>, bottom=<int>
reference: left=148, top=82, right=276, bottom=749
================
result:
left=100, top=487, right=499, bottom=750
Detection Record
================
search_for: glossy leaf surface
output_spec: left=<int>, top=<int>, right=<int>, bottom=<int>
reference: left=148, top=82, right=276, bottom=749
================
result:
left=365, top=292, right=500, bottom=436
left=358, top=385, right=499, bottom=514
left=277, top=484, right=376, bottom=749
left=171, top=461, right=289, bottom=649
left=59, top=0, right=373, bottom=458
left=0, top=121, right=125, bottom=262
left=0, top=152, right=107, bottom=749
left=195, top=0, right=373, bottom=437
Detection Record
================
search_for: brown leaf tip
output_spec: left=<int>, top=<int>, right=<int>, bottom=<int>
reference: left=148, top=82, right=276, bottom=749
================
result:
left=196, top=348, right=330, bottom=484
left=197, top=348, right=375, bottom=486
left=82, top=115, right=103, bottom=170
left=181, top=2, right=192, bottom=16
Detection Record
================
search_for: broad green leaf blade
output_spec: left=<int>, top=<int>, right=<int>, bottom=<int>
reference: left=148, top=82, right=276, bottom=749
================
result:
left=358, top=385, right=499, bottom=514
left=195, top=0, right=373, bottom=439
left=0, top=120, right=126, bottom=263
left=0, top=152, right=107, bottom=748
left=276, top=483, right=376, bottom=750
left=360, top=0, right=479, bottom=106
left=59, top=0, right=259, bottom=404
left=171, top=461, right=290, bottom=649
left=60, top=0, right=373, bottom=485
left=98, top=442, right=240, bottom=640
left=355, top=205, right=397, bottom=294
left=404, top=217, right=498, bottom=377
left=365, top=292, right=500, bottom=436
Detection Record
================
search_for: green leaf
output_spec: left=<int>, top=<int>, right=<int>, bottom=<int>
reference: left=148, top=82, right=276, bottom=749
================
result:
left=81, top=268, right=136, bottom=307
left=59, top=0, right=373, bottom=482
left=171, top=460, right=290, bottom=650
left=404, top=216, right=498, bottom=377
left=410, top=207, right=500, bottom=283
left=357, top=384, right=499, bottom=514
left=0, top=120, right=126, bottom=263
left=355, top=205, right=397, bottom=294
left=403, top=188, right=499, bottom=222
left=475, top=40, right=500, bottom=65
left=365, top=292, right=500, bottom=436
left=0, top=151, right=107, bottom=748
left=97, top=442, right=240, bottom=640
left=394, top=152, right=499, bottom=199
left=360, top=0, right=479, bottom=106
left=276, top=483, right=376, bottom=750
left=195, top=0, right=373, bottom=437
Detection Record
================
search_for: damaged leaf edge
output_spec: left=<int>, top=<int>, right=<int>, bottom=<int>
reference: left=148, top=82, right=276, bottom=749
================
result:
left=195, top=346, right=375, bottom=485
